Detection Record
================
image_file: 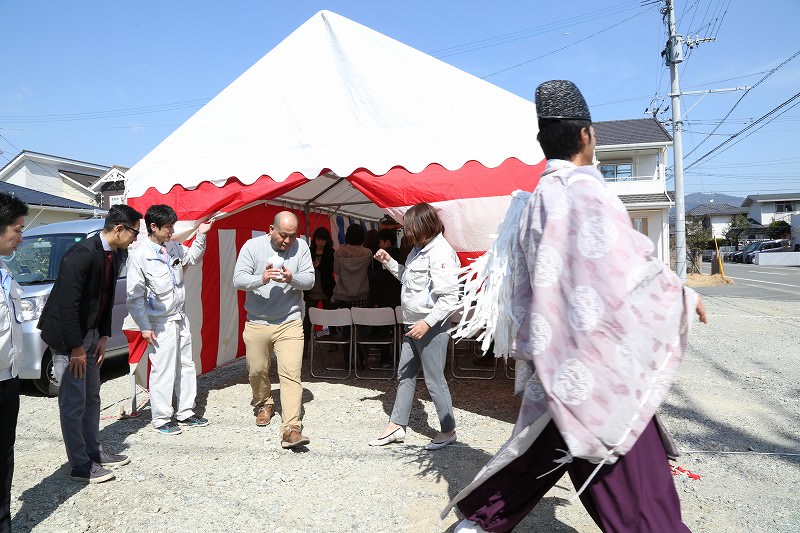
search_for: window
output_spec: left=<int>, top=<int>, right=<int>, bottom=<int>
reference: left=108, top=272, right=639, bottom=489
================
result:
left=775, top=202, right=794, bottom=213
left=599, top=162, right=633, bottom=182
left=108, top=194, right=125, bottom=207
left=631, top=217, right=649, bottom=236
left=4, top=234, right=86, bottom=284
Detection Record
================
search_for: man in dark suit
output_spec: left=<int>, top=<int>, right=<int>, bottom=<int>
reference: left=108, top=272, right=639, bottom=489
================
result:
left=38, top=205, right=142, bottom=483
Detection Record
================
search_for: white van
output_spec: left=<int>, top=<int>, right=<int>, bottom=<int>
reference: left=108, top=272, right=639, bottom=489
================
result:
left=3, top=218, right=129, bottom=395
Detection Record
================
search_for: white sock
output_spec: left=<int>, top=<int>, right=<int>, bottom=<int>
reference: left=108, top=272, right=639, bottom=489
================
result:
left=454, top=518, right=488, bottom=533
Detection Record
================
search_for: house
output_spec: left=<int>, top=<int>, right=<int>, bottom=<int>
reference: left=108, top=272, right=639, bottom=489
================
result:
left=742, top=193, right=800, bottom=225
left=686, top=203, right=750, bottom=238
left=0, top=181, right=101, bottom=229
left=594, top=118, right=673, bottom=264
left=0, top=151, right=126, bottom=210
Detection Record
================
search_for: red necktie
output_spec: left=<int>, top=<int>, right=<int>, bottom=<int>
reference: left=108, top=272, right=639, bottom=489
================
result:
left=93, top=251, right=114, bottom=329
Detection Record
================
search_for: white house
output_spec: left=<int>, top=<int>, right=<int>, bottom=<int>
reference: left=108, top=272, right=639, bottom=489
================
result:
left=594, top=118, right=673, bottom=264
left=742, top=193, right=800, bottom=225
left=0, top=151, right=126, bottom=210
left=0, top=181, right=100, bottom=229
left=686, top=203, right=750, bottom=238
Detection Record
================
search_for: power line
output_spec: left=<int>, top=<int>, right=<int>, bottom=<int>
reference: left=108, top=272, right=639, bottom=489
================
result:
left=685, top=91, right=800, bottom=171
left=683, top=49, right=800, bottom=159
left=481, top=7, right=653, bottom=79
left=430, top=1, right=643, bottom=58
left=0, top=98, right=209, bottom=125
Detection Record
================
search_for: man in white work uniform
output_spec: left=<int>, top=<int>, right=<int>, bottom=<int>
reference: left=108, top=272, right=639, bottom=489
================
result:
left=126, top=204, right=212, bottom=435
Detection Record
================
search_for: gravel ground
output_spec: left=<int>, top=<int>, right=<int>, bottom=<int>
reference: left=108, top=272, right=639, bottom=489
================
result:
left=8, top=295, right=800, bottom=532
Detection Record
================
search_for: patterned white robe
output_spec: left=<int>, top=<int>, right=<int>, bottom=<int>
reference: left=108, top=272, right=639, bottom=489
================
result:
left=442, top=159, right=697, bottom=519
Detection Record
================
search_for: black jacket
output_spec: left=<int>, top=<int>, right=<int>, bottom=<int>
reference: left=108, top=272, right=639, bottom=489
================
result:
left=38, top=234, right=126, bottom=351
left=308, top=246, right=335, bottom=299
left=369, top=246, right=401, bottom=308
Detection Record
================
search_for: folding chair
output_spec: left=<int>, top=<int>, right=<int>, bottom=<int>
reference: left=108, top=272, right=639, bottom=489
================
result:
left=308, top=307, right=353, bottom=379
left=504, top=357, right=516, bottom=379
left=448, top=311, right=497, bottom=380
left=351, top=307, right=397, bottom=380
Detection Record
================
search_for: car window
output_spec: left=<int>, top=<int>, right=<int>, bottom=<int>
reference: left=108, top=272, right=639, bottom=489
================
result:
left=2, top=233, right=86, bottom=285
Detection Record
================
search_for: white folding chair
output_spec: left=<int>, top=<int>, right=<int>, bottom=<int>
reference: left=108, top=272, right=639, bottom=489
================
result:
left=308, top=307, right=353, bottom=379
left=448, top=311, right=497, bottom=380
left=351, top=307, right=397, bottom=380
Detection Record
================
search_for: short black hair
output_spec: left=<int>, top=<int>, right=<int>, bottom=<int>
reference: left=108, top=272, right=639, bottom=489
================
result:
left=344, top=223, right=365, bottom=245
left=377, top=229, right=397, bottom=247
left=0, top=193, right=28, bottom=234
left=536, top=119, right=591, bottom=161
left=144, top=204, right=178, bottom=235
left=103, top=204, right=143, bottom=231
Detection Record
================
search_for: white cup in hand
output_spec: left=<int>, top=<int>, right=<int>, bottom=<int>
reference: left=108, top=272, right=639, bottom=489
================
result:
left=268, top=255, right=285, bottom=281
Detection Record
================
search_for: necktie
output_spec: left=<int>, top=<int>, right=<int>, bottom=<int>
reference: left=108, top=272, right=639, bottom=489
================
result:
left=94, top=251, right=113, bottom=328
left=104, top=251, right=113, bottom=285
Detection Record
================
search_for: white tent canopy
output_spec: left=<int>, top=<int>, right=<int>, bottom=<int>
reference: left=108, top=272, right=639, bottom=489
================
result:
left=125, top=10, right=543, bottom=212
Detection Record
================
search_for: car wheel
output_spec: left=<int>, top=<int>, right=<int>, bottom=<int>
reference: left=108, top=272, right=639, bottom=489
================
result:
left=33, top=349, right=59, bottom=397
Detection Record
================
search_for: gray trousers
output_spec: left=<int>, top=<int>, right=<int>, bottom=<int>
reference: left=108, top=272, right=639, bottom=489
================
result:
left=390, top=321, right=455, bottom=433
left=52, top=330, right=102, bottom=471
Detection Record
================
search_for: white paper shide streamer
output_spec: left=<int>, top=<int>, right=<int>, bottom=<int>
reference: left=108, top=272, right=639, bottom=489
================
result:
left=450, top=190, right=531, bottom=357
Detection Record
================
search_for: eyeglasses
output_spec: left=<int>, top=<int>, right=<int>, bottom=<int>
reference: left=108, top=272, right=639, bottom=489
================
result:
left=121, top=224, right=140, bottom=237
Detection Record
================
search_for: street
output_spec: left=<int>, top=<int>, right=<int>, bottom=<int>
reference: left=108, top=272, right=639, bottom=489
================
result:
left=699, top=261, right=800, bottom=301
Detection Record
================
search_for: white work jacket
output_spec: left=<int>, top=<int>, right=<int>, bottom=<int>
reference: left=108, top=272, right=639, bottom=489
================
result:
left=126, top=234, right=206, bottom=331
left=0, top=259, right=23, bottom=380
left=383, top=233, right=459, bottom=327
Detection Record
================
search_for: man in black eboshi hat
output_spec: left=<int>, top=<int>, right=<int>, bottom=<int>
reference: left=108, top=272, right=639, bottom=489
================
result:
left=442, top=80, right=706, bottom=532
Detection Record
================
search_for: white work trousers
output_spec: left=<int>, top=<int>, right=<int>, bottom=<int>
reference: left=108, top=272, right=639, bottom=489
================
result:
left=148, top=318, right=196, bottom=428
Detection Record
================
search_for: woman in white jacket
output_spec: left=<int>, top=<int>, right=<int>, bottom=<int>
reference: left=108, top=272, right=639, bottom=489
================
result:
left=369, top=203, right=460, bottom=450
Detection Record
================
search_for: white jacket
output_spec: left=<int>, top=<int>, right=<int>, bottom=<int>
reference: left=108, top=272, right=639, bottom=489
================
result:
left=383, top=233, right=459, bottom=327
left=0, top=260, right=23, bottom=380
left=126, top=234, right=206, bottom=331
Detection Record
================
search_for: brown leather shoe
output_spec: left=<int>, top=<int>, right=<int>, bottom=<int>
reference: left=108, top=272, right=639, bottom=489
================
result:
left=255, top=404, right=274, bottom=426
left=281, top=426, right=310, bottom=449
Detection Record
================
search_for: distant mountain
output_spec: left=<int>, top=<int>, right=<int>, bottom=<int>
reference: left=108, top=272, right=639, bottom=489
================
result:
left=683, top=192, right=745, bottom=211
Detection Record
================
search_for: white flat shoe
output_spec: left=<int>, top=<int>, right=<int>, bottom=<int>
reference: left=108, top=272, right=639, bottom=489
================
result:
left=368, top=426, right=406, bottom=446
left=425, top=432, right=457, bottom=450
left=454, top=518, right=488, bottom=533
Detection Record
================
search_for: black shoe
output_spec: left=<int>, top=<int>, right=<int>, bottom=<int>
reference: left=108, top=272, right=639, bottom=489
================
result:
left=177, top=415, right=209, bottom=427
left=90, top=449, right=130, bottom=468
left=70, top=462, right=115, bottom=483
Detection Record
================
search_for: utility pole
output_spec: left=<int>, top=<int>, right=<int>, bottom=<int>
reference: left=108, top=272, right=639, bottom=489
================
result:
left=663, top=0, right=687, bottom=280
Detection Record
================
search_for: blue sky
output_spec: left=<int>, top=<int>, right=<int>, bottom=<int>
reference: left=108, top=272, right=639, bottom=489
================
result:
left=2, top=0, right=798, bottom=198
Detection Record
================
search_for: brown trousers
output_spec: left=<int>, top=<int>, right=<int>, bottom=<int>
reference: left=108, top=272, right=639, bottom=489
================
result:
left=243, top=319, right=305, bottom=432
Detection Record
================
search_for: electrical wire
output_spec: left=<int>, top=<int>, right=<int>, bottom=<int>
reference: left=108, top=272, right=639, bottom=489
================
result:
left=0, top=98, right=209, bottom=125
left=481, top=7, right=653, bottom=79
left=683, top=49, right=800, bottom=159
left=430, top=1, right=643, bottom=58
left=685, top=91, right=800, bottom=171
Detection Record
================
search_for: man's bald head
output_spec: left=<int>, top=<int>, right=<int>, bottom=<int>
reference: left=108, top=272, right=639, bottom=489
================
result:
left=273, top=211, right=298, bottom=231
left=269, top=211, right=299, bottom=251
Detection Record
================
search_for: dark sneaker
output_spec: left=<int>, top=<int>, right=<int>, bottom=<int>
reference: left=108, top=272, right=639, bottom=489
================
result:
left=91, top=449, right=130, bottom=468
left=177, top=415, right=209, bottom=427
left=154, top=421, right=182, bottom=435
left=70, top=462, right=115, bottom=484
